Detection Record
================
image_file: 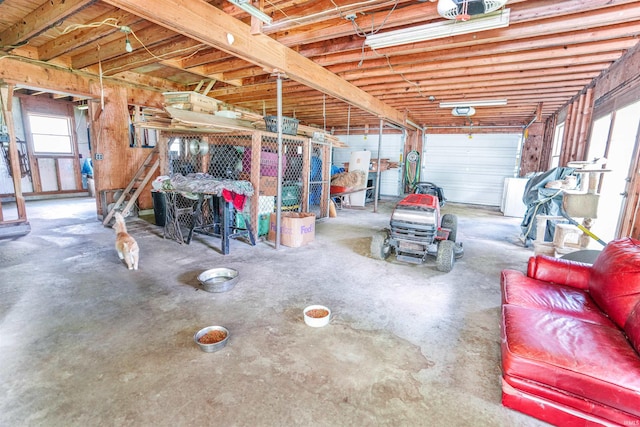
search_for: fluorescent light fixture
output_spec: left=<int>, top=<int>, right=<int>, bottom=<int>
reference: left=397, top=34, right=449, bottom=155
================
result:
left=365, top=8, right=509, bottom=49
left=439, top=99, right=507, bottom=108
left=228, top=0, right=272, bottom=25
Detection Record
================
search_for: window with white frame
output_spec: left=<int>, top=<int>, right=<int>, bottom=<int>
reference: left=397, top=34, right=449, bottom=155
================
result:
left=587, top=114, right=612, bottom=161
left=550, top=122, right=564, bottom=168
left=28, top=114, right=73, bottom=155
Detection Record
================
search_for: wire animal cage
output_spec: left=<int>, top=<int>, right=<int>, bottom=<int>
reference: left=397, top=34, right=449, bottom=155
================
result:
left=159, top=130, right=330, bottom=242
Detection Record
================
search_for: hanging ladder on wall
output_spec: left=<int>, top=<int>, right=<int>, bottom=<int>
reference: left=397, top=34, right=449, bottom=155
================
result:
left=102, top=147, right=159, bottom=226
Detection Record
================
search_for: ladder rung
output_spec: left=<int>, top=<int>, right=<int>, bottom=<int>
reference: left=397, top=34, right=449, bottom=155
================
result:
left=102, top=147, right=159, bottom=226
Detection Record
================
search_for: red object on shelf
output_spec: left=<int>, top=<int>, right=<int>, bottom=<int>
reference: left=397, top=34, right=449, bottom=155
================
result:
left=330, top=185, right=349, bottom=194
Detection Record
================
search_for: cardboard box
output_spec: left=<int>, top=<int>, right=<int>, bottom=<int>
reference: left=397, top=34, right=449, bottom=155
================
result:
left=260, top=176, right=277, bottom=196
left=268, top=212, right=315, bottom=247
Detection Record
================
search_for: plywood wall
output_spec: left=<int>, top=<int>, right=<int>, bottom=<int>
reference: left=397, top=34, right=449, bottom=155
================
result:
left=519, top=123, right=544, bottom=176
left=88, top=84, right=158, bottom=214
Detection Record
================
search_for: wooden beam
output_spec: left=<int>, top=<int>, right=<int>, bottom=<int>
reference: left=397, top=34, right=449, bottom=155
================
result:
left=0, top=0, right=96, bottom=50
left=342, top=43, right=633, bottom=82
left=0, top=56, right=173, bottom=107
left=0, top=84, right=28, bottom=222
left=348, top=53, right=621, bottom=87
left=102, top=0, right=413, bottom=128
left=90, top=37, right=206, bottom=76
left=71, top=23, right=181, bottom=69
left=37, top=9, right=142, bottom=61
left=535, top=103, right=543, bottom=122
left=321, top=28, right=640, bottom=73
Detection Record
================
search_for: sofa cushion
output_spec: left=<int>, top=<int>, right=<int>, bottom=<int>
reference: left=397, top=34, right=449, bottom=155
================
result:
left=626, top=301, right=640, bottom=355
left=502, top=375, right=640, bottom=426
left=501, top=270, right=613, bottom=326
left=501, top=304, right=640, bottom=417
left=527, top=255, right=591, bottom=290
left=589, top=238, right=640, bottom=328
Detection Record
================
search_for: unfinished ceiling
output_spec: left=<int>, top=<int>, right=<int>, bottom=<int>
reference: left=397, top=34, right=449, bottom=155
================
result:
left=0, top=0, right=639, bottom=132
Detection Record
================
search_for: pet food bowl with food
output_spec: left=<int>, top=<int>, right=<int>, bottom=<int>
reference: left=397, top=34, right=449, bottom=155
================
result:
left=303, top=305, right=331, bottom=327
left=194, top=326, right=229, bottom=352
left=198, top=267, right=239, bottom=293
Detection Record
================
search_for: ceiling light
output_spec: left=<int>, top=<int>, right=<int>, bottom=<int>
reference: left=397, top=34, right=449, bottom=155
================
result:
left=452, top=106, right=475, bottom=116
left=437, top=0, right=508, bottom=20
left=227, top=0, right=272, bottom=25
left=120, top=26, right=134, bottom=53
left=124, top=36, right=133, bottom=53
left=364, top=8, right=509, bottom=49
left=439, top=99, right=507, bottom=108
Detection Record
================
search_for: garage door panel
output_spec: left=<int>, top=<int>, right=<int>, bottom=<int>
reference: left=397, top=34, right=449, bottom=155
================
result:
left=422, top=134, right=521, bottom=206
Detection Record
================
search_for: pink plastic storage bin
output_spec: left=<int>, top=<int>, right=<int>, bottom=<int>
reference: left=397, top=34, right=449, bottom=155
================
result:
left=242, top=149, right=286, bottom=177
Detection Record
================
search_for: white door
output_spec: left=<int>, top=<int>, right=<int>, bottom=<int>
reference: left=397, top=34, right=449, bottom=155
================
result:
left=422, top=133, right=522, bottom=206
left=587, top=100, right=640, bottom=243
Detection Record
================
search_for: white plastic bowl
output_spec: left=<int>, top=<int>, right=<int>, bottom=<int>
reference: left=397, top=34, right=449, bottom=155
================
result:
left=303, top=305, right=331, bottom=327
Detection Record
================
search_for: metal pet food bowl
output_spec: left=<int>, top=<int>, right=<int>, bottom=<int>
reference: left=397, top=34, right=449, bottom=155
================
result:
left=194, top=326, right=230, bottom=353
left=197, top=268, right=239, bottom=293
left=303, top=305, right=331, bottom=327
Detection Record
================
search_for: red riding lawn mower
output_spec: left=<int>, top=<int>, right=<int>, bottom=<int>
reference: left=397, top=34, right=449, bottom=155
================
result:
left=370, top=182, right=464, bottom=272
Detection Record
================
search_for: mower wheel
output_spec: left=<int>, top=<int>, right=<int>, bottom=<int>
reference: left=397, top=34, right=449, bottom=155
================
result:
left=441, top=214, right=458, bottom=242
left=436, top=240, right=455, bottom=272
left=371, top=232, right=391, bottom=260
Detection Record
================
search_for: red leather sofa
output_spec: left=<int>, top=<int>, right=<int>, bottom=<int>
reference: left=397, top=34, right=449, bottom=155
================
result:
left=500, top=237, right=640, bottom=426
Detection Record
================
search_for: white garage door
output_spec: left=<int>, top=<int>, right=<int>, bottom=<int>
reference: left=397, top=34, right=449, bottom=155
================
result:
left=421, top=133, right=522, bottom=206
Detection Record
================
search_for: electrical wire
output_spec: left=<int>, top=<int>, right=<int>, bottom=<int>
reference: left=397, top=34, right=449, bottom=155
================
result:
left=377, top=51, right=427, bottom=98
left=349, top=0, right=428, bottom=99
left=349, top=0, right=399, bottom=39
left=56, top=18, right=209, bottom=73
left=57, top=18, right=121, bottom=35
left=267, top=0, right=398, bottom=26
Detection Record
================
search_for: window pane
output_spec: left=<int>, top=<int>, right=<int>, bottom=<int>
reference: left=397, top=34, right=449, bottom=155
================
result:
left=29, top=114, right=73, bottom=154
left=591, top=101, right=640, bottom=242
left=552, top=123, right=564, bottom=156
left=29, top=115, right=70, bottom=136
left=32, top=134, right=72, bottom=153
left=587, top=114, right=612, bottom=161
left=550, top=122, right=564, bottom=168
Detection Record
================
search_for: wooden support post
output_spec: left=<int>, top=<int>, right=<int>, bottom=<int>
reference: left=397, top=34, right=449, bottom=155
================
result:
left=301, top=138, right=310, bottom=212
left=250, top=132, right=261, bottom=240
left=0, top=84, right=28, bottom=222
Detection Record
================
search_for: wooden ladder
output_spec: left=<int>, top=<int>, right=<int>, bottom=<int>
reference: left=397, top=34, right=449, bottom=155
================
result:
left=102, top=147, right=160, bottom=226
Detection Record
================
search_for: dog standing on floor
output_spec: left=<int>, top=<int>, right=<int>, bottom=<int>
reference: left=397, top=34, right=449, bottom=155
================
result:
left=114, top=211, right=139, bottom=270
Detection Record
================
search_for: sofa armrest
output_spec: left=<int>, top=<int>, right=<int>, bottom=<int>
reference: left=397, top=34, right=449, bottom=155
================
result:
left=527, top=255, right=592, bottom=290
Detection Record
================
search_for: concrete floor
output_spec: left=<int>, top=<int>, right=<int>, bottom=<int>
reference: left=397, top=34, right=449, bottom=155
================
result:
left=0, top=196, right=549, bottom=426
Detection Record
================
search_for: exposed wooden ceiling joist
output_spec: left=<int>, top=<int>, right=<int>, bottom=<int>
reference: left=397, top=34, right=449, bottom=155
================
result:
left=0, top=0, right=96, bottom=50
left=102, top=0, right=414, bottom=128
left=0, top=0, right=638, bottom=131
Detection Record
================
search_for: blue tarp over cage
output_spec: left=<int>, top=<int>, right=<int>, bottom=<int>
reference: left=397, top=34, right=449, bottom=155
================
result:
left=309, top=156, right=322, bottom=205
left=520, top=167, right=579, bottom=246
